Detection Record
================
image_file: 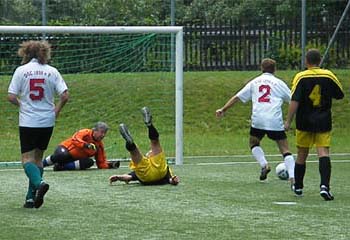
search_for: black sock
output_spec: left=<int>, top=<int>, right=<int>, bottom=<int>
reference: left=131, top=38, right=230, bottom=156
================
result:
left=294, top=163, right=306, bottom=189
left=148, top=124, right=159, bottom=141
left=126, top=142, right=137, bottom=152
left=319, top=156, right=331, bottom=189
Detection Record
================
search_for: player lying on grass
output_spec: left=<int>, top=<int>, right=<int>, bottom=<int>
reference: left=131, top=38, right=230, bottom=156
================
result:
left=216, top=58, right=295, bottom=187
left=43, top=122, right=119, bottom=171
left=109, top=107, right=179, bottom=186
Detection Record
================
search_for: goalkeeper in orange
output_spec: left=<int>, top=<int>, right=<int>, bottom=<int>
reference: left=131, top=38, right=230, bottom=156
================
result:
left=43, top=122, right=119, bottom=170
left=109, top=107, right=179, bottom=185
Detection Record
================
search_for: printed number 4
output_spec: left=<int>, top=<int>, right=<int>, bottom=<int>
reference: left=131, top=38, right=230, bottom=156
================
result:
left=30, top=78, right=45, bottom=100
left=309, top=84, right=321, bottom=107
left=258, top=85, right=271, bottom=103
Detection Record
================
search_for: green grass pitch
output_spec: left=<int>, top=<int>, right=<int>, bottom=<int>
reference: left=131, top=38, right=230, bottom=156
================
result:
left=0, top=70, right=349, bottom=239
left=0, top=157, right=349, bottom=240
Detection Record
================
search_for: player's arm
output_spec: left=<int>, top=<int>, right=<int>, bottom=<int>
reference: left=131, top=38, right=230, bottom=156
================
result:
left=216, top=95, right=240, bottom=118
left=284, top=100, right=299, bottom=131
left=55, top=90, right=69, bottom=118
left=110, top=171, right=139, bottom=184
left=94, top=143, right=113, bottom=169
left=7, top=93, right=20, bottom=107
left=167, top=167, right=179, bottom=185
left=71, top=129, right=94, bottom=149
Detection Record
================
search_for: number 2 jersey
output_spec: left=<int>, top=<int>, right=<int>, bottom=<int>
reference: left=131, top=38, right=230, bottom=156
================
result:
left=236, top=72, right=291, bottom=131
left=291, top=67, right=344, bottom=132
left=8, top=58, right=68, bottom=128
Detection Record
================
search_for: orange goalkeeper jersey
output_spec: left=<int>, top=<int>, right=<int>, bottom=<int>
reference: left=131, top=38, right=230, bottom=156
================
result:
left=60, top=128, right=109, bottom=169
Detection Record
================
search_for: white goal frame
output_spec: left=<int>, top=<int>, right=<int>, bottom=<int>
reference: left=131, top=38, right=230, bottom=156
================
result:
left=0, top=25, right=184, bottom=165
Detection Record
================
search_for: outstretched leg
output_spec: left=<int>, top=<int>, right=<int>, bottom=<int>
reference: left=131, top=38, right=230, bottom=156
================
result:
left=276, top=138, right=295, bottom=186
left=141, top=107, right=162, bottom=156
left=119, top=124, right=143, bottom=164
left=249, top=135, right=270, bottom=181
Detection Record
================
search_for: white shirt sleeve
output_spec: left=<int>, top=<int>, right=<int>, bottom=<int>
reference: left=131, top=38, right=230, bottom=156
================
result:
left=8, top=68, right=22, bottom=95
left=53, top=68, right=68, bottom=95
left=236, top=81, right=252, bottom=103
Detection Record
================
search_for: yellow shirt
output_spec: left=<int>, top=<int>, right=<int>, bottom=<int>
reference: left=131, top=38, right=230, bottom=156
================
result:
left=129, top=151, right=172, bottom=183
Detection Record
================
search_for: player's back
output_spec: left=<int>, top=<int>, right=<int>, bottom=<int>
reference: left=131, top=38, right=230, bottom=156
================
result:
left=240, top=73, right=290, bottom=131
left=291, top=67, right=344, bottom=132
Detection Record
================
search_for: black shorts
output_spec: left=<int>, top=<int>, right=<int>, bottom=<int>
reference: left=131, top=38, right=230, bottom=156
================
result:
left=19, top=127, right=54, bottom=153
left=250, top=127, right=287, bottom=141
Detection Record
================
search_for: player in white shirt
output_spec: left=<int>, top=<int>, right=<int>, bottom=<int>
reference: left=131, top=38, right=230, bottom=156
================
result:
left=216, top=58, right=295, bottom=186
left=8, top=40, right=69, bottom=208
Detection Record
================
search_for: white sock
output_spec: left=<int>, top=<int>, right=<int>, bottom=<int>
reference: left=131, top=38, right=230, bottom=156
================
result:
left=44, top=155, right=53, bottom=166
left=284, top=154, right=295, bottom=179
left=74, top=160, right=80, bottom=170
left=251, top=146, right=268, bottom=168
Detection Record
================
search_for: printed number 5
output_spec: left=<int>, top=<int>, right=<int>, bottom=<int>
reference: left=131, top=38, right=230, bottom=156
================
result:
left=309, top=84, right=321, bottom=107
left=258, top=85, right=271, bottom=103
left=30, top=78, right=45, bottom=101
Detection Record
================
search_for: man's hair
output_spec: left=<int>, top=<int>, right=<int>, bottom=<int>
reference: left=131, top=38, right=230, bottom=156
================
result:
left=93, top=122, right=109, bottom=132
left=261, top=58, right=276, bottom=73
left=306, top=48, right=321, bottom=66
left=18, top=40, right=51, bottom=65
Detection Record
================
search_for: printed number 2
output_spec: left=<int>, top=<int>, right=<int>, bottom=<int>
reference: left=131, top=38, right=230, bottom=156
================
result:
left=30, top=78, right=45, bottom=101
left=258, top=85, right=271, bottom=103
left=309, top=84, right=321, bottom=107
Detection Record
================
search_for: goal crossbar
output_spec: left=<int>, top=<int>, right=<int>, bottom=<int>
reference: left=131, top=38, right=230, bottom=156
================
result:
left=0, top=25, right=184, bottom=165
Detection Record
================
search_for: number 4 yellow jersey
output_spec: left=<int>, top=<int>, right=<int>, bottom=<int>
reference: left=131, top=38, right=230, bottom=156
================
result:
left=291, top=67, right=344, bottom=132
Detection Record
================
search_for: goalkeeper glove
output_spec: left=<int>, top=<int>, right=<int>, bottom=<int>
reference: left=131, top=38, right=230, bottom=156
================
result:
left=84, top=143, right=96, bottom=151
left=108, top=161, right=120, bottom=169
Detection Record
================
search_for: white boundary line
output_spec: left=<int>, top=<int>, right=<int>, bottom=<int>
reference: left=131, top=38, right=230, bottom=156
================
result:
left=1, top=158, right=350, bottom=172
left=193, top=159, right=350, bottom=166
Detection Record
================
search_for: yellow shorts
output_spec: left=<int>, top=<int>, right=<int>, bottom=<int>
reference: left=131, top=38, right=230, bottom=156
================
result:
left=129, top=151, right=168, bottom=183
left=296, top=130, right=331, bottom=148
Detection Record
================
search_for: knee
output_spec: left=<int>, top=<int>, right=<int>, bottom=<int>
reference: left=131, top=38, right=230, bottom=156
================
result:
left=52, top=146, right=72, bottom=163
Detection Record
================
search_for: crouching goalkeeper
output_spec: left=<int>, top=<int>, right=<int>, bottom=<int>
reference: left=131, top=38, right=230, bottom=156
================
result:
left=43, top=122, right=119, bottom=171
left=109, top=107, right=179, bottom=186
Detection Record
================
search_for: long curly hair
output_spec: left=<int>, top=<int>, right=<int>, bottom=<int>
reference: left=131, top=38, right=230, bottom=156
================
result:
left=18, top=40, right=51, bottom=65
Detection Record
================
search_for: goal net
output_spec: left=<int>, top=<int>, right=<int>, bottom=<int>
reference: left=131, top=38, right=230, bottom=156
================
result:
left=0, top=26, right=183, bottom=165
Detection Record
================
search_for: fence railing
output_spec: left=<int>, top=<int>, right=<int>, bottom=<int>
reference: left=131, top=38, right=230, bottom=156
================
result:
left=184, top=19, right=350, bottom=71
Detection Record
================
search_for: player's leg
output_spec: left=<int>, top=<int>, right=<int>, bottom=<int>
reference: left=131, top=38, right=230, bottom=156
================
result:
left=23, top=181, right=36, bottom=208
left=315, top=132, right=333, bottom=201
left=141, top=107, right=162, bottom=156
left=20, top=127, right=46, bottom=208
left=119, top=123, right=143, bottom=164
left=249, top=127, right=270, bottom=180
left=54, top=158, right=94, bottom=171
left=294, top=130, right=312, bottom=197
left=32, top=127, right=53, bottom=208
left=274, top=136, right=295, bottom=186
left=43, top=145, right=73, bottom=167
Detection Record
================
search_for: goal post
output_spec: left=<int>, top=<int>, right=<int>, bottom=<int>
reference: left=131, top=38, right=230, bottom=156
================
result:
left=0, top=26, right=183, bottom=165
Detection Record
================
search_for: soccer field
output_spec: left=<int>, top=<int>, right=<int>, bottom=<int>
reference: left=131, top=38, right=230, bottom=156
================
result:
left=1, top=156, right=349, bottom=240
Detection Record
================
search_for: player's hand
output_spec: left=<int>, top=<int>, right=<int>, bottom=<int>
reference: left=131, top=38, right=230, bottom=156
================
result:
left=215, top=108, right=225, bottom=118
left=169, top=175, right=180, bottom=185
left=108, top=161, right=120, bottom=169
left=85, top=143, right=96, bottom=151
left=109, top=175, right=119, bottom=184
left=284, top=121, right=291, bottom=131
